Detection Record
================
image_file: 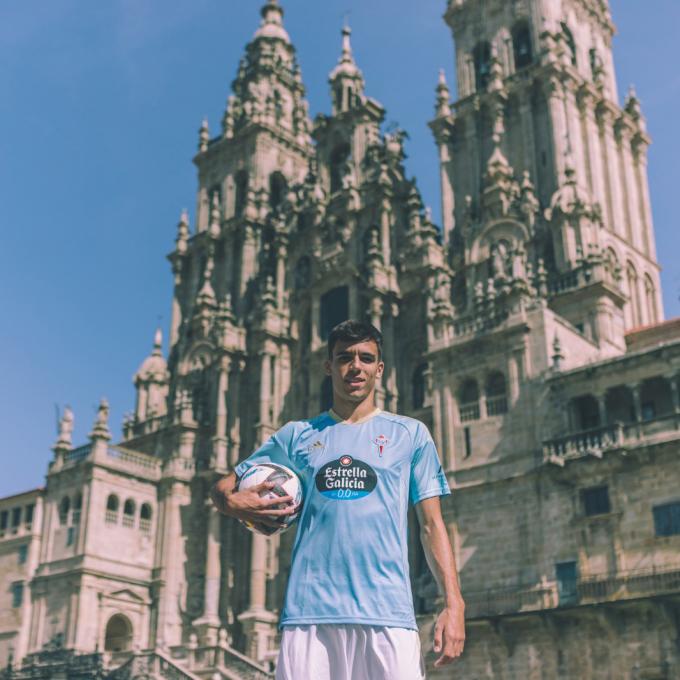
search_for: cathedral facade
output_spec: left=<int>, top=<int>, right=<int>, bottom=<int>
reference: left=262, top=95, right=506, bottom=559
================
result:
left=2, top=0, right=679, bottom=678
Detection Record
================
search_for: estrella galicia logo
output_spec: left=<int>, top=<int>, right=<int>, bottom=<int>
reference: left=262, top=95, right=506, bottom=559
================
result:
left=315, top=456, right=377, bottom=500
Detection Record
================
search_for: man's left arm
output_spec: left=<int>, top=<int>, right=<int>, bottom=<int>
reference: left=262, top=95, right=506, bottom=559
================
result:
left=416, top=496, right=465, bottom=667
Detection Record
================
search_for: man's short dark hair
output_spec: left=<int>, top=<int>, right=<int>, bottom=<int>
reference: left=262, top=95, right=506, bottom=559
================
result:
left=327, top=320, right=383, bottom=359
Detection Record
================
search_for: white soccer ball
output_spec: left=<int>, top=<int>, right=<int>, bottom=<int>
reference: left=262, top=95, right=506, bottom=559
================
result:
left=236, top=463, right=303, bottom=536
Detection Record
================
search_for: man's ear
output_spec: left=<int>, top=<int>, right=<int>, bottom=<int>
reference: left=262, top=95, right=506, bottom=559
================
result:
left=376, top=361, right=385, bottom=378
left=324, top=359, right=332, bottom=376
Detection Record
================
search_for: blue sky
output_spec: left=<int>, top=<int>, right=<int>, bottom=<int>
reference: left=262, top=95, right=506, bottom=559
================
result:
left=1, top=1, right=678, bottom=497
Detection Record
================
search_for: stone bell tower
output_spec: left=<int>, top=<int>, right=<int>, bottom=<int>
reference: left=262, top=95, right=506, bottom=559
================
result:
left=433, top=0, right=662, bottom=353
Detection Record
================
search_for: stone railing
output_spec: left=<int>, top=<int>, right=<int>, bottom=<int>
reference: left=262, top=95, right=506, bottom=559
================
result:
left=452, top=309, right=510, bottom=338
left=547, top=267, right=582, bottom=295
left=463, top=563, right=680, bottom=620
left=543, top=413, right=680, bottom=466
left=169, top=643, right=274, bottom=680
left=107, top=650, right=201, bottom=680
left=464, top=583, right=556, bottom=619
left=130, top=414, right=170, bottom=438
left=542, top=423, right=624, bottom=464
left=64, top=444, right=92, bottom=464
left=629, top=412, right=680, bottom=441
left=104, top=447, right=162, bottom=479
left=576, top=563, right=680, bottom=603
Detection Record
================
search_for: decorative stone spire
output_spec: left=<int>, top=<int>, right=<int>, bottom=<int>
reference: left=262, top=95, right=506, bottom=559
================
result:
left=197, top=255, right=216, bottom=307
left=176, top=210, right=189, bottom=254
left=89, top=398, right=111, bottom=442
left=329, top=25, right=365, bottom=114
left=209, top=193, right=221, bottom=238
left=519, top=171, right=539, bottom=228
left=435, top=69, right=451, bottom=118
left=198, top=119, right=209, bottom=153
left=552, top=333, right=565, bottom=370
left=253, top=0, right=290, bottom=44
left=488, top=46, right=504, bottom=94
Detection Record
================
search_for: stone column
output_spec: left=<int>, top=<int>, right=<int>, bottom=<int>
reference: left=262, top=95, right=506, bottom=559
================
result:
left=311, top=297, right=321, bottom=351
left=212, top=356, right=231, bottom=471
left=193, top=507, right=221, bottom=645
left=379, top=200, right=391, bottom=265
left=437, top=134, right=455, bottom=244
left=275, top=243, right=287, bottom=309
left=238, top=532, right=277, bottom=662
left=260, top=352, right=272, bottom=426
left=154, top=480, right=192, bottom=648
left=629, top=383, right=642, bottom=422
left=382, top=304, right=399, bottom=413
left=519, top=88, right=537, bottom=186
left=229, top=360, right=244, bottom=469
left=442, top=383, right=456, bottom=471
left=240, top=224, right=258, bottom=302
left=170, top=264, right=183, bottom=348
left=669, top=377, right=680, bottom=414
left=596, top=393, right=607, bottom=428
left=508, top=354, right=520, bottom=405
left=369, top=296, right=385, bottom=409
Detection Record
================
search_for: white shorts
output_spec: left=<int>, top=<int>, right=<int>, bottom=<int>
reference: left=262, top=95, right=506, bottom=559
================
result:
left=275, top=624, right=426, bottom=680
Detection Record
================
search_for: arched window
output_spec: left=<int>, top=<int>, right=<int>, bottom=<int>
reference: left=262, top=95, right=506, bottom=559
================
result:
left=512, top=21, right=533, bottom=69
left=485, top=372, right=508, bottom=415
left=104, top=614, right=133, bottom=652
left=72, top=493, right=82, bottom=524
left=412, top=364, right=428, bottom=410
left=269, top=172, right=287, bottom=210
left=330, top=143, right=351, bottom=194
left=320, top=376, right=334, bottom=412
left=640, top=377, right=673, bottom=422
left=571, top=395, right=600, bottom=431
left=560, top=23, right=577, bottom=66
left=123, top=499, right=136, bottom=528
left=140, top=503, right=153, bottom=533
left=105, top=494, right=119, bottom=525
left=473, top=41, right=492, bottom=91
left=58, top=497, right=70, bottom=526
left=605, top=386, right=635, bottom=425
left=644, top=274, right=657, bottom=325
left=459, top=379, right=480, bottom=422
left=234, top=170, right=248, bottom=217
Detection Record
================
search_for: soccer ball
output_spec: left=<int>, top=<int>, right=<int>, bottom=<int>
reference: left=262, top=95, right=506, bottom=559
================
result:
left=236, top=463, right=303, bottom=536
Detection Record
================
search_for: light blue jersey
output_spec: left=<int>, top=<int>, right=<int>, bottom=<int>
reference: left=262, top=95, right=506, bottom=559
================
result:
left=234, top=409, right=450, bottom=630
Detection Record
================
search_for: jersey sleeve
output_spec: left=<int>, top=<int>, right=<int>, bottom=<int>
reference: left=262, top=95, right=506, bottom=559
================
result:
left=234, top=421, right=297, bottom=479
left=409, top=423, right=451, bottom=505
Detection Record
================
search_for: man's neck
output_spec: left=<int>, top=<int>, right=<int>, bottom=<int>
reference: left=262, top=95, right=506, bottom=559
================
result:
left=331, top=396, right=379, bottom=423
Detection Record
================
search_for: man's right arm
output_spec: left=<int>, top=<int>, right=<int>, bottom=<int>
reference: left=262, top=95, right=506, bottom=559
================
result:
left=210, top=472, right=298, bottom=529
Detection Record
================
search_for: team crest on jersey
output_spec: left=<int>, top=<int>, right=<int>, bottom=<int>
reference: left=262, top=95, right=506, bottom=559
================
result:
left=374, top=434, right=389, bottom=457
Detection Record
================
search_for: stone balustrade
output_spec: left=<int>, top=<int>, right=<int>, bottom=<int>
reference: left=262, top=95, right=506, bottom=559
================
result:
left=463, top=563, right=680, bottom=620
left=542, top=422, right=624, bottom=464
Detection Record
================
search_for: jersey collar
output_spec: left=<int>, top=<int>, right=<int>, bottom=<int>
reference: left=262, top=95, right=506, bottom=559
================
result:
left=328, top=407, right=382, bottom=425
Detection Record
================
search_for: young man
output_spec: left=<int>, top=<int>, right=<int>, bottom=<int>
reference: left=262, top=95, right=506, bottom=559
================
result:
left=211, top=320, right=465, bottom=679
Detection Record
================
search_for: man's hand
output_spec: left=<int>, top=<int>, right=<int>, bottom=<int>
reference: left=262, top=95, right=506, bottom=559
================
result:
left=210, top=475, right=300, bottom=529
left=433, top=603, right=465, bottom=667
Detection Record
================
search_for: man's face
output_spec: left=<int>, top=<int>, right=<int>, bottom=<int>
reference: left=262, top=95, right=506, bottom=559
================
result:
left=324, top=339, right=384, bottom=404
